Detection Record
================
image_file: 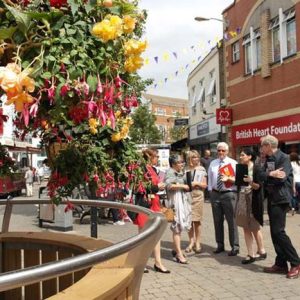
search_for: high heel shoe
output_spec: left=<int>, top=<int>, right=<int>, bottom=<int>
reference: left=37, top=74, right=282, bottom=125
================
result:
left=185, top=245, right=194, bottom=253
left=175, top=255, right=188, bottom=264
left=193, top=245, right=202, bottom=254
left=154, top=264, right=171, bottom=274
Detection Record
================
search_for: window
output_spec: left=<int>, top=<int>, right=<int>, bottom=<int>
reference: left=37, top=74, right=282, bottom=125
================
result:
left=172, top=110, right=178, bottom=116
left=189, top=86, right=197, bottom=115
left=243, top=28, right=261, bottom=75
left=207, top=79, right=216, bottom=104
left=269, top=8, right=296, bottom=63
left=156, top=107, right=166, bottom=115
left=232, top=41, right=240, bottom=63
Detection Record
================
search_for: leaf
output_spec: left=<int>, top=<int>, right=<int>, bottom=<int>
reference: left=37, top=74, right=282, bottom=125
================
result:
left=5, top=4, right=31, bottom=35
left=25, top=10, right=64, bottom=21
left=40, top=72, right=52, bottom=79
left=0, top=27, right=17, bottom=40
left=87, top=74, right=97, bottom=93
left=68, top=0, right=80, bottom=16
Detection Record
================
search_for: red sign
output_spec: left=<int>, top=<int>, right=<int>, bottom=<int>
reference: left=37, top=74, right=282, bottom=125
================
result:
left=232, top=114, right=300, bottom=146
left=216, top=108, right=232, bottom=125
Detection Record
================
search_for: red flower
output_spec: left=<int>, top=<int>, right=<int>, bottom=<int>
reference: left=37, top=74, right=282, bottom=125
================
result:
left=60, top=84, right=70, bottom=97
left=49, top=0, right=67, bottom=8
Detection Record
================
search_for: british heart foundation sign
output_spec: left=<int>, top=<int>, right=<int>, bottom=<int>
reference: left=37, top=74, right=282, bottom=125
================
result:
left=216, top=108, right=232, bottom=125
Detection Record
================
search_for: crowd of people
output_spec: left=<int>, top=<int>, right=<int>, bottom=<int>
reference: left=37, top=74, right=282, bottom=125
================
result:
left=132, top=134, right=300, bottom=279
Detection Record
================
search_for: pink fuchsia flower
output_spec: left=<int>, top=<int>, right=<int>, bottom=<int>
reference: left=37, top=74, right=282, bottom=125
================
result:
left=60, top=84, right=70, bottom=97
left=137, top=181, right=146, bottom=194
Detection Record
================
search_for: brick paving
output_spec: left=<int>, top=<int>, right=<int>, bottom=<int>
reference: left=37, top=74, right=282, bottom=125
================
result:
left=1, top=184, right=300, bottom=299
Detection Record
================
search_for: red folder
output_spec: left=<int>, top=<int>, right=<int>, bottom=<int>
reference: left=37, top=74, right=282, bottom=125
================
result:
left=219, top=164, right=235, bottom=188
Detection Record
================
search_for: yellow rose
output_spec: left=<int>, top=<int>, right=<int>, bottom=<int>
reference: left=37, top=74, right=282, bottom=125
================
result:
left=111, top=132, right=122, bottom=142
left=124, top=55, right=144, bottom=73
left=123, top=15, right=136, bottom=34
left=124, top=39, right=147, bottom=56
left=5, top=91, right=34, bottom=112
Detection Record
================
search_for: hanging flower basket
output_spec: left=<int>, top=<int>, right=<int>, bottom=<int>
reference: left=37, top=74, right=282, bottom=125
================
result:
left=45, top=142, right=68, bottom=168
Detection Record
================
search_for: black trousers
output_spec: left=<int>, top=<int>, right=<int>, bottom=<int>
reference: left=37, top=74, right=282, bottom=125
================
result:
left=268, top=202, right=300, bottom=267
left=210, top=191, right=239, bottom=250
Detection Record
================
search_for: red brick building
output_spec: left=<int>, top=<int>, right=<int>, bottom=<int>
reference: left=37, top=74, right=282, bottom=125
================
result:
left=223, top=0, right=300, bottom=156
left=142, top=93, right=188, bottom=144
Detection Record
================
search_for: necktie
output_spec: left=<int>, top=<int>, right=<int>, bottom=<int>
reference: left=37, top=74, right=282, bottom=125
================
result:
left=217, top=161, right=224, bottom=191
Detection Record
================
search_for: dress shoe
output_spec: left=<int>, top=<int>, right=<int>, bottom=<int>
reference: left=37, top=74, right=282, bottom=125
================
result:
left=287, top=265, right=300, bottom=279
left=213, top=247, right=225, bottom=254
left=256, top=252, right=267, bottom=261
left=263, top=264, right=288, bottom=274
left=154, top=264, right=171, bottom=274
left=241, top=255, right=255, bottom=264
left=228, top=249, right=239, bottom=256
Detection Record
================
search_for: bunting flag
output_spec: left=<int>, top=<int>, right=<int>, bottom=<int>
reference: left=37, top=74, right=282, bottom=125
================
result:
left=162, top=52, right=170, bottom=61
left=146, top=27, right=242, bottom=90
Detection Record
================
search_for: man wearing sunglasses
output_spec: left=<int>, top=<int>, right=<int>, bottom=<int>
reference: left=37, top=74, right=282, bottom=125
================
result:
left=207, top=142, right=239, bottom=256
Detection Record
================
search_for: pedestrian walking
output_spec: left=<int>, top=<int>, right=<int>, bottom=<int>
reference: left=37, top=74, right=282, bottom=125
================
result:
left=24, top=166, right=34, bottom=197
left=207, top=142, right=239, bottom=256
left=260, top=135, right=300, bottom=279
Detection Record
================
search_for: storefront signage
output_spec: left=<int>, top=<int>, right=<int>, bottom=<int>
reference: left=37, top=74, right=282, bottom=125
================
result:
left=232, top=114, right=300, bottom=145
left=216, top=108, right=232, bottom=125
left=174, top=118, right=189, bottom=126
left=189, top=117, right=221, bottom=140
left=197, top=122, right=209, bottom=135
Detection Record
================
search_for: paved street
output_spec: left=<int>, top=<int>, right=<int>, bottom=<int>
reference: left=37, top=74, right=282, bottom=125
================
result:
left=1, top=184, right=300, bottom=299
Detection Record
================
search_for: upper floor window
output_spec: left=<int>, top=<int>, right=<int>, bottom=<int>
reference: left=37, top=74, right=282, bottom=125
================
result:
left=269, top=8, right=296, bottom=63
left=243, top=28, right=261, bottom=75
left=232, top=41, right=240, bottom=63
left=156, top=107, right=166, bottom=115
left=190, top=86, right=197, bottom=115
left=207, top=79, right=216, bottom=104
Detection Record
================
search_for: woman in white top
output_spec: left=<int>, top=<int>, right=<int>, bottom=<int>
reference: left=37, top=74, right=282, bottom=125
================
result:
left=290, top=152, right=300, bottom=213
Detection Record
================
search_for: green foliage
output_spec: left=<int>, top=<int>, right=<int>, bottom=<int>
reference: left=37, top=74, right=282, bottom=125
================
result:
left=129, top=104, right=162, bottom=144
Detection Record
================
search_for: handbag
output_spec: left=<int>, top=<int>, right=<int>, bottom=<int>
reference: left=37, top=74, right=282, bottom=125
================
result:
left=160, top=206, right=174, bottom=222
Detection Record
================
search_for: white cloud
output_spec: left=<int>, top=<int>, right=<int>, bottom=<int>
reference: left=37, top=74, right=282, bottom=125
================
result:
left=138, top=0, right=233, bottom=99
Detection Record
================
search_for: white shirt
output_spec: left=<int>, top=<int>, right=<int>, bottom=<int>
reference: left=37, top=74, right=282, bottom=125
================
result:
left=291, top=161, right=300, bottom=183
left=207, top=156, right=237, bottom=191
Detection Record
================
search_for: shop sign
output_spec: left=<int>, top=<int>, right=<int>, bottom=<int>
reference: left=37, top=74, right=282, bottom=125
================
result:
left=189, top=117, right=221, bottom=140
left=232, top=114, right=300, bottom=145
left=174, top=118, right=189, bottom=126
left=216, top=108, right=232, bottom=125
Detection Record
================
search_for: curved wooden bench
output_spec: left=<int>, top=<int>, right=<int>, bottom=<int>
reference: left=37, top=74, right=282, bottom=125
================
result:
left=0, top=231, right=150, bottom=299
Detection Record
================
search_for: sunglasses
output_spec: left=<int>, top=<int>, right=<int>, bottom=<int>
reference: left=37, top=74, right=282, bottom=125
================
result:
left=217, top=149, right=226, bottom=152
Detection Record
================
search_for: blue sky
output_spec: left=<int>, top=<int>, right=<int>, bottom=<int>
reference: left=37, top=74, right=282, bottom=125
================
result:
left=138, top=0, right=233, bottom=99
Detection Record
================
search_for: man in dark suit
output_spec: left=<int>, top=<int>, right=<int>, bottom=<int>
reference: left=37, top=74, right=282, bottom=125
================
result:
left=260, top=135, right=300, bottom=279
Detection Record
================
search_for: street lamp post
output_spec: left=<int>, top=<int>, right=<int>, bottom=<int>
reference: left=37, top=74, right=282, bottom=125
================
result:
left=194, top=16, right=229, bottom=28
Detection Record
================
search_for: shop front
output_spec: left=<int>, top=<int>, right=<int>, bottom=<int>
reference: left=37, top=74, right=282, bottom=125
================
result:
left=232, top=113, right=300, bottom=156
left=188, top=117, right=221, bottom=157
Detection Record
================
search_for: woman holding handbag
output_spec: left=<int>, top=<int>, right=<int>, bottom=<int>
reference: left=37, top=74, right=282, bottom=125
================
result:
left=165, top=154, right=191, bottom=264
left=185, top=150, right=207, bottom=254
left=134, top=148, right=170, bottom=274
